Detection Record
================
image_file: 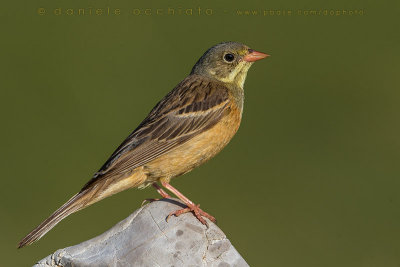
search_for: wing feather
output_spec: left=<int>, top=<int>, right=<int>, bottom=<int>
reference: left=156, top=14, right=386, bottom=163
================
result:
left=82, top=75, right=230, bottom=190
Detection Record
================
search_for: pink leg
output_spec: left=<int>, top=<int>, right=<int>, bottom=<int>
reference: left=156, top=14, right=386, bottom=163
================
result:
left=153, top=183, right=171, bottom=198
left=161, top=181, right=216, bottom=226
left=141, top=183, right=171, bottom=206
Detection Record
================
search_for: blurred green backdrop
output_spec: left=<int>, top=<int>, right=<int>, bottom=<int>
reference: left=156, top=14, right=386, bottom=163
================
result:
left=1, top=0, right=400, bottom=266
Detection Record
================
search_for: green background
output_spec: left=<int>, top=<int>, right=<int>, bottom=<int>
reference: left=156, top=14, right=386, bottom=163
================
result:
left=1, top=0, right=400, bottom=266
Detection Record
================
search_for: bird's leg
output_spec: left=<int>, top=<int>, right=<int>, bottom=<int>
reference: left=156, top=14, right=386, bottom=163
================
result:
left=141, top=183, right=171, bottom=206
left=161, top=181, right=216, bottom=226
left=153, top=183, right=171, bottom=198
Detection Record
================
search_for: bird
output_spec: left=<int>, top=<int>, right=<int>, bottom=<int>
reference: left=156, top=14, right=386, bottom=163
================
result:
left=18, top=41, right=269, bottom=248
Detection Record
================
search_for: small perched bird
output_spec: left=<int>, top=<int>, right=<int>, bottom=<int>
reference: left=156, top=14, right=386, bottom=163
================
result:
left=18, top=42, right=268, bottom=248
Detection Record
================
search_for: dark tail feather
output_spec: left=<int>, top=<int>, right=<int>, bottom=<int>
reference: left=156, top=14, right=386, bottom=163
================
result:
left=18, top=191, right=87, bottom=248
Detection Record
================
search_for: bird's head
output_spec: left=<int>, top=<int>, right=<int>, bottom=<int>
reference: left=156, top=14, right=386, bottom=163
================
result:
left=191, top=42, right=269, bottom=88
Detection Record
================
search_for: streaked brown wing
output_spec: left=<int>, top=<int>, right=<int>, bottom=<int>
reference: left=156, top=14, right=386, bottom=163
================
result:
left=82, top=75, right=230, bottom=189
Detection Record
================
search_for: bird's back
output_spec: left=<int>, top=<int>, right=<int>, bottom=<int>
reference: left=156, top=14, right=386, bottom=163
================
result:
left=84, top=74, right=241, bottom=189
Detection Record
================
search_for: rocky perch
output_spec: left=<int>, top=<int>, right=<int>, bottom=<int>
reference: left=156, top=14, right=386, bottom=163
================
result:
left=34, top=199, right=248, bottom=267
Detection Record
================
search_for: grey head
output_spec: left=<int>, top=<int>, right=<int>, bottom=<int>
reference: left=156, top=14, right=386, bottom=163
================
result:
left=190, top=42, right=268, bottom=88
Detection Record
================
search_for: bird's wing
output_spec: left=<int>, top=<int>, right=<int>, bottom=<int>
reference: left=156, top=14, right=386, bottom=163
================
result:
left=82, top=75, right=230, bottom=189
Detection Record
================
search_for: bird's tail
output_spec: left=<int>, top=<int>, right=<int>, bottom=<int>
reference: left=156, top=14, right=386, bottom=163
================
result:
left=18, top=171, right=147, bottom=248
left=18, top=190, right=90, bottom=248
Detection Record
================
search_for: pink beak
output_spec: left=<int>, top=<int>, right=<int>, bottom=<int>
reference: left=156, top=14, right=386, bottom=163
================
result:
left=243, top=49, right=270, bottom=62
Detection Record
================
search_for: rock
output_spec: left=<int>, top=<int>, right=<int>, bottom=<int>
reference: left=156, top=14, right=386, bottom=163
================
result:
left=34, top=199, right=249, bottom=267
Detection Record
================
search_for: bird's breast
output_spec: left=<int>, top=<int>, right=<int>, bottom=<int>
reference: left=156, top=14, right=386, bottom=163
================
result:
left=144, top=102, right=242, bottom=182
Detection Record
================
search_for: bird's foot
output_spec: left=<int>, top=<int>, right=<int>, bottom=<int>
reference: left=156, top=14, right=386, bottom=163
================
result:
left=167, top=203, right=216, bottom=226
left=160, top=181, right=217, bottom=226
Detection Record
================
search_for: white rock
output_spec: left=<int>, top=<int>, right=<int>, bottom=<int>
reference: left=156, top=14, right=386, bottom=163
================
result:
left=34, top=199, right=249, bottom=267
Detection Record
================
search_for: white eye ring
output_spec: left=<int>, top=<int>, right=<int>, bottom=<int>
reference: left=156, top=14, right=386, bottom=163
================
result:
left=223, top=53, right=235, bottom=63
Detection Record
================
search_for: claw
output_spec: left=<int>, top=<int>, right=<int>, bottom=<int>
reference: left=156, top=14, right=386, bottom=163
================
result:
left=152, top=181, right=217, bottom=227
left=141, top=198, right=162, bottom=207
left=166, top=203, right=216, bottom=227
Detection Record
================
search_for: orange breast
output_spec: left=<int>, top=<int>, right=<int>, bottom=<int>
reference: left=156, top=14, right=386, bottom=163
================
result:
left=143, top=103, right=242, bottom=183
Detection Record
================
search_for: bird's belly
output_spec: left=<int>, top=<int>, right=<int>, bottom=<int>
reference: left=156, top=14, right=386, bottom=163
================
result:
left=144, top=109, right=241, bottom=181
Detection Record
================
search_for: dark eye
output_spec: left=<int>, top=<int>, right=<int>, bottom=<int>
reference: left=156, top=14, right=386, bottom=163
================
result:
left=224, top=53, right=235, bottom=62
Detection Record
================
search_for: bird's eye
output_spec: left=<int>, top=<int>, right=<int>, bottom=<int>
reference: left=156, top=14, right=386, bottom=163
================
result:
left=223, top=53, right=235, bottom=62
